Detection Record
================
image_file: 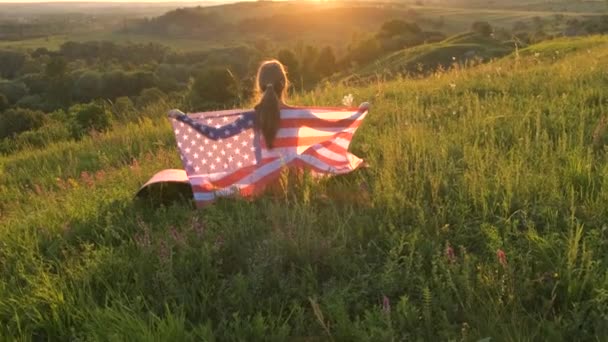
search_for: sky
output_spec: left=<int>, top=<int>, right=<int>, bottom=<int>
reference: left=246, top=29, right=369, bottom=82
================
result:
left=0, top=0, right=248, bottom=3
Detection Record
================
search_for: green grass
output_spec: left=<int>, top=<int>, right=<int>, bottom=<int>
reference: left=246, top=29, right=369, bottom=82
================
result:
left=2, top=36, right=608, bottom=340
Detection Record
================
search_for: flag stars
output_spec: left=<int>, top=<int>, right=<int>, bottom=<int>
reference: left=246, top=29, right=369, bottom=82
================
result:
left=195, top=166, right=200, bottom=172
left=202, top=159, right=207, bottom=165
left=185, top=147, right=191, bottom=153
left=222, top=117, right=229, bottom=122
left=237, top=161, right=243, bottom=167
left=220, top=150, right=226, bottom=156
left=210, top=164, right=216, bottom=170
left=193, top=153, right=199, bottom=159
left=215, top=157, right=221, bottom=163
left=228, top=156, right=233, bottom=162
left=235, top=148, right=241, bottom=154
left=212, top=144, right=218, bottom=150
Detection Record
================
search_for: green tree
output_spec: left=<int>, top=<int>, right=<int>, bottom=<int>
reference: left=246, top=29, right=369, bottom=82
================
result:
left=277, top=49, right=301, bottom=87
left=0, top=108, right=46, bottom=139
left=0, top=80, right=28, bottom=104
left=0, top=50, right=26, bottom=79
left=73, top=71, right=102, bottom=103
left=314, top=46, right=337, bottom=78
left=188, top=67, right=237, bottom=111
left=45, top=56, right=68, bottom=79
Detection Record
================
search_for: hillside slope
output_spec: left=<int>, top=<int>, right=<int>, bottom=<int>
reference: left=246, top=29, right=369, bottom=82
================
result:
left=1, top=36, right=608, bottom=340
left=340, top=32, right=515, bottom=83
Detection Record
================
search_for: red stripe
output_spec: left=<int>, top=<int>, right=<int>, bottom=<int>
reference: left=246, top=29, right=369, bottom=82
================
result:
left=282, top=105, right=366, bottom=112
left=272, top=133, right=354, bottom=148
left=304, top=147, right=349, bottom=168
left=190, top=158, right=279, bottom=191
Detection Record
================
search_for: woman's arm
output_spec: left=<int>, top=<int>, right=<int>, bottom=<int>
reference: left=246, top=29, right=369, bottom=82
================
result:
left=168, top=110, right=255, bottom=140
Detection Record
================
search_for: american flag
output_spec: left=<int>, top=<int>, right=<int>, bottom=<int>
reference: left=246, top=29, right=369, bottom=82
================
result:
left=169, top=104, right=369, bottom=207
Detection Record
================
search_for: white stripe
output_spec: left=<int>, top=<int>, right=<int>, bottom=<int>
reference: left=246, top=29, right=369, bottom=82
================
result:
left=298, top=154, right=356, bottom=174
left=193, top=192, right=216, bottom=201
left=276, top=126, right=357, bottom=138
left=314, top=146, right=348, bottom=163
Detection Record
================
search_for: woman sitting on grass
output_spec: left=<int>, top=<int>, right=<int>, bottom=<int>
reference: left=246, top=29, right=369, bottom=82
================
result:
left=168, top=59, right=369, bottom=200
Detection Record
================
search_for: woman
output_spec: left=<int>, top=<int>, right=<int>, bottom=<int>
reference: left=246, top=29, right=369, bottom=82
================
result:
left=169, top=59, right=369, bottom=199
left=169, top=59, right=290, bottom=150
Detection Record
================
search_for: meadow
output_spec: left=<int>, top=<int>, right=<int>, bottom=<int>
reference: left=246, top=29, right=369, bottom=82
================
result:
left=1, top=35, right=607, bottom=340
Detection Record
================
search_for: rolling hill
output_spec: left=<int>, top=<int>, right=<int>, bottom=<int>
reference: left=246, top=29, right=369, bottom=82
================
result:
left=339, top=32, right=515, bottom=83
left=1, top=35, right=607, bottom=340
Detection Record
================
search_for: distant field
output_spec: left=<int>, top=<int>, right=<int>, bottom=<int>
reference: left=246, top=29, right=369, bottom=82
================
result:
left=0, top=3, right=602, bottom=53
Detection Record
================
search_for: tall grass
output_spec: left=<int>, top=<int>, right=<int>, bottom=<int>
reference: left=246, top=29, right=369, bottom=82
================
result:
left=1, top=36, right=608, bottom=340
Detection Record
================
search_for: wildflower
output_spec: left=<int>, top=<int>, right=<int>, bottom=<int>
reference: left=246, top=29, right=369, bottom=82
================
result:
left=80, top=171, right=94, bottom=187
left=94, top=170, right=106, bottom=181
left=134, top=228, right=151, bottom=249
left=158, top=240, right=170, bottom=263
left=445, top=243, right=456, bottom=263
left=496, top=249, right=507, bottom=267
left=130, top=158, right=140, bottom=171
left=382, top=295, right=391, bottom=314
left=191, top=217, right=205, bottom=238
left=342, top=94, right=354, bottom=107
left=33, top=184, right=43, bottom=195
left=452, top=56, right=456, bottom=61
left=170, top=226, right=185, bottom=246
left=449, top=83, right=456, bottom=90
left=534, top=52, right=540, bottom=58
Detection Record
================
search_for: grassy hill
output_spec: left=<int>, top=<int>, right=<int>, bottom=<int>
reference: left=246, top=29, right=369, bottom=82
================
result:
left=1, top=36, right=608, bottom=340
left=340, top=32, right=515, bottom=83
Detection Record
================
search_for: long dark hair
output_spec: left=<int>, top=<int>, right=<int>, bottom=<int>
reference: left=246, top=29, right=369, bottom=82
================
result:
left=254, top=60, right=289, bottom=149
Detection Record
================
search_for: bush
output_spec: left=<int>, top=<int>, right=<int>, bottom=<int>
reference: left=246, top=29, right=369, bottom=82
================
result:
left=0, top=93, right=8, bottom=112
left=0, top=108, right=46, bottom=139
left=472, top=21, right=493, bottom=37
left=377, top=20, right=421, bottom=39
left=68, top=102, right=112, bottom=138
left=136, top=87, right=166, bottom=109
left=111, top=96, right=137, bottom=122
left=3, top=120, right=71, bottom=153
